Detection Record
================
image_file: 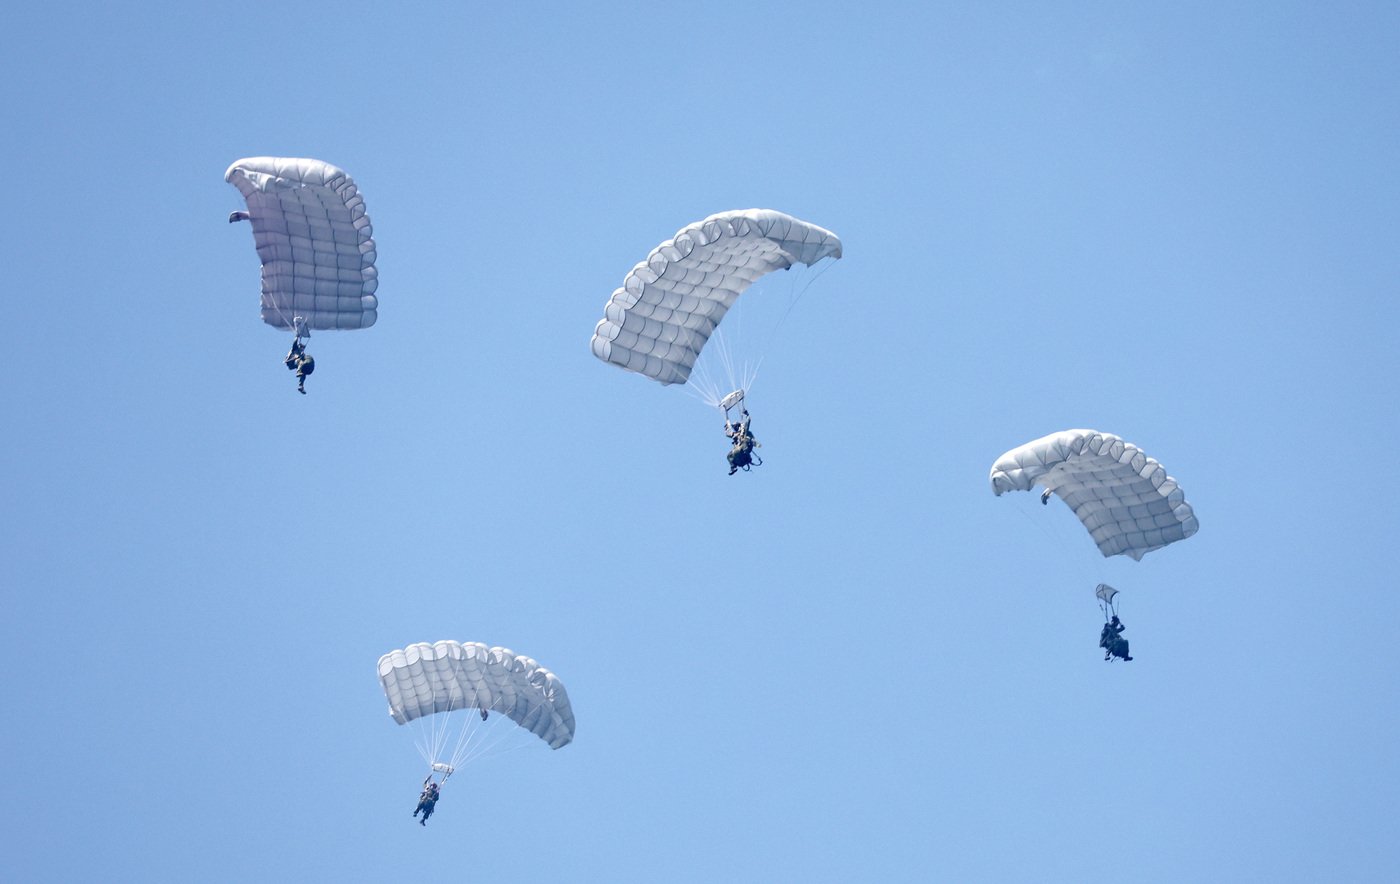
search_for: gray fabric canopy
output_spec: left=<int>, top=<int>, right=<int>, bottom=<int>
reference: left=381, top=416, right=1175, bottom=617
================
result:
left=378, top=641, right=575, bottom=750
left=226, top=156, right=378, bottom=334
left=591, top=209, right=842, bottom=386
left=990, top=429, right=1198, bottom=560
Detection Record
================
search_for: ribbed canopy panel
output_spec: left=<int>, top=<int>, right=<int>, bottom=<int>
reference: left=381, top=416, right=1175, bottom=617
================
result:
left=990, top=429, right=1198, bottom=561
left=591, top=209, right=841, bottom=385
left=377, top=641, right=574, bottom=750
left=226, top=156, right=378, bottom=333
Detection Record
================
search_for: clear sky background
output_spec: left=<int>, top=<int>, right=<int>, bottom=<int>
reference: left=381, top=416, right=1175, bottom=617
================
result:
left=3, top=2, right=1398, bottom=881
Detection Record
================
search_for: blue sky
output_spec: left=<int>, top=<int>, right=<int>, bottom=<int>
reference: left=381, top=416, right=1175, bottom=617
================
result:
left=3, top=2, right=1398, bottom=881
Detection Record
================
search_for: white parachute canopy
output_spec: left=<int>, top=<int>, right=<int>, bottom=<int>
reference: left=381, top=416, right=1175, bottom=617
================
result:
left=990, top=429, right=1199, bottom=561
left=590, top=209, right=842, bottom=390
left=377, top=641, right=575, bottom=771
left=225, top=156, right=379, bottom=335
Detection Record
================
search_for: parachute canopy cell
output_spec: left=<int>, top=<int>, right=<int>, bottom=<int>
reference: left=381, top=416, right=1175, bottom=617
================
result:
left=590, top=209, right=842, bottom=386
left=377, top=641, right=575, bottom=750
left=990, top=429, right=1199, bottom=561
left=225, top=157, right=379, bottom=334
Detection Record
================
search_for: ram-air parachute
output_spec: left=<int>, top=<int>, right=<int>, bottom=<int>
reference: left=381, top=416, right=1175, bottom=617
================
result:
left=225, top=157, right=379, bottom=337
left=377, top=641, right=574, bottom=781
left=989, top=429, right=1198, bottom=561
left=590, top=209, right=841, bottom=416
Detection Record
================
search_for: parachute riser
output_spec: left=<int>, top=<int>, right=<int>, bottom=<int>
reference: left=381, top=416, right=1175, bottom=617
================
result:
left=1097, top=597, right=1121, bottom=622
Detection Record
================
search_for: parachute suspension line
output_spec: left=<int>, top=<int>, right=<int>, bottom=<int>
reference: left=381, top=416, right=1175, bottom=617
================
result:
left=260, top=291, right=300, bottom=342
left=466, top=705, right=512, bottom=766
left=455, top=713, right=532, bottom=769
left=417, top=692, right=463, bottom=770
left=415, top=702, right=513, bottom=772
left=433, top=697, right=455, bottom=766
left=448, top=712, right=491, bottom=769
left=685, top=258, right=838, bottom=409
left=747, top=257, right=837, bottom=389
left=444, top=700, right=483, bottom=770
left=412, top=721, right=436, bottom=769
left=415, top=710, right=441, bottom=768
left=1098, top=598, right=1116, bottom=622
left=711, top=326, right=740, bottom=395
left=685, top=345, right=724, bottom=410
left=721, top=292, right=757, bottom=394
left=419, top=697, right=524, bottom=774
left=411, top=693, right=447, bottom=766
left=1011, top=495, right=1097, bottom=588
left=684, top=328, right=742, bottom=411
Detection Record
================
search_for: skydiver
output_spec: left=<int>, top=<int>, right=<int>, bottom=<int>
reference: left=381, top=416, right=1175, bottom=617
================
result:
left=1041, top=489, right=1053, bottom=505
left=284, top=337, right=315, bottom=394
left=412, top=776, right=441, bottom=826
left=1099, top=615, right=1132, bottom=662
left=479, top=707, right=489, bottom=721
left=724, top=409, right=761, bottom=475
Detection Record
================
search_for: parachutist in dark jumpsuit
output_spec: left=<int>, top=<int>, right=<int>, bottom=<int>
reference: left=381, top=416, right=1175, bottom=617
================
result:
left=413, top=777, right=440, bottom=825
left=1099, top=615, right=1132, bottom=662
left=1041, top=488, right=1053, bottom=505
left=724, top=410, right=760, bottom=475
left=284, top=337, right=315, bottom=394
